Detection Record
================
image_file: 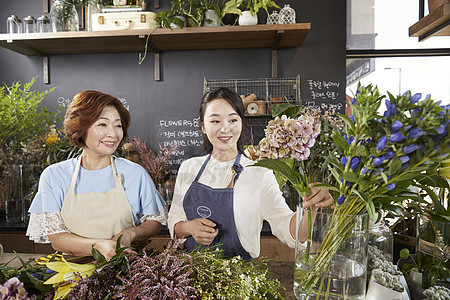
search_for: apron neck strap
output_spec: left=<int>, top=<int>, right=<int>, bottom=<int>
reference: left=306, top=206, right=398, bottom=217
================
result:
left=69, top=155, right=117, bottom=189
left=194, top=152, right=243, bottom=183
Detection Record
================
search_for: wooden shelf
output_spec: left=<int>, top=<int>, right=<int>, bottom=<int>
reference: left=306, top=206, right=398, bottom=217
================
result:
left=409, top=3, right=450, bottom=41
left=0, top=23, right=311, bottom=56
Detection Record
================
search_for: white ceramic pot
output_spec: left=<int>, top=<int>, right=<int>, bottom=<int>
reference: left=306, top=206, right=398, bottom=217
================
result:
left=238, top=11, right=258, bottom=26
left=409, top=268, right=423, bottom=286
left=366, top=274, right=409, bottom=300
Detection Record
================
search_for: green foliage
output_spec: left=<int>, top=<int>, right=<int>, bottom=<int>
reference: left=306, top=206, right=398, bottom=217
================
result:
left=222, top=0, right=280, bottom=16
left=45, top=134, right=82, bottom=166
left=0, top=78, right=61, bottom=169
left=0, top=251, right=58, bottom=296
left=157, top=0, right=206, bottom=28
left=189, top=246, right=284, bottom=299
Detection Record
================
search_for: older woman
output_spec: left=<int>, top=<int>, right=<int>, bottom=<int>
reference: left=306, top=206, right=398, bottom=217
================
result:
left=27, top=90, right=166, bottom=260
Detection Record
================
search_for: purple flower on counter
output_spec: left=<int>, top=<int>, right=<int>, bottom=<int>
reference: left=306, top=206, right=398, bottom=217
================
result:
left=376, top=136, right=387, bottom=151
left=350, top=157, right=360, bottom=170
left=390, top=120, right=403, bottom=131
left=385, top=183, right=395, bottom=190
left=340, top=156, right=348, bottom=166
left=373, top=156, right=386, bottom=166
left=390, top=132, right=405, bottom=143
left=350, top=115, right=356, bottom=123
left=409, top=93, right=421, bottom=103
left=408, top=127, right=424, bottom=139
left=402, top=91, right=410, bottom=97
left=352, top=97, right=357, bottom=104
left=403, top=144, right=420, bottom=154
left=337, top=195, right=345, bottom=205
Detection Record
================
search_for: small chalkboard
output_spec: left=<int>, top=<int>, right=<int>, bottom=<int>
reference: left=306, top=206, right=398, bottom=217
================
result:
left=153, top=117, right=204, bottom=175
left=300, top=78, right=345, bottom=113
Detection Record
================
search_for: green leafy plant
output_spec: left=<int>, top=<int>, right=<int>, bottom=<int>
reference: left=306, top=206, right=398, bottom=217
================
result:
left=0, top=77, right=61, bottom=183
left=157, top=0, right=205, bottom=29
left=222, top=0, right=280, bottom=17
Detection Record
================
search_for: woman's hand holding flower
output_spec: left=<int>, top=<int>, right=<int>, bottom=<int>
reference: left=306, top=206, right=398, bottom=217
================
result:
left=302, top=182, right=334, bottom=210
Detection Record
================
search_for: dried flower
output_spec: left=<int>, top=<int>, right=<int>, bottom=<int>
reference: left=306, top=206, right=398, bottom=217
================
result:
left=131, top=136, right=178, bottom=185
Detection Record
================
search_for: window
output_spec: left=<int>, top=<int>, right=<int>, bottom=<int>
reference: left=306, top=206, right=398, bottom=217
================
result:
left=346, top=0, right=450, bottom=106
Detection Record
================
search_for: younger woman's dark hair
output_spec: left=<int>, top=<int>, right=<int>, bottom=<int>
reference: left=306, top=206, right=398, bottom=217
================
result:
left=199, top=87, right=245, bottom=154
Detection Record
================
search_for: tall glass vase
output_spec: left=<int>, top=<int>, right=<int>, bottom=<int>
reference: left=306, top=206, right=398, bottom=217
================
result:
left=50, top=0, right=79, bottom=32
left=294, top=207, right=369, bottom=299
left=4, top=164, right=24, bottom=223
left=85, top=3, right=104, bottom=31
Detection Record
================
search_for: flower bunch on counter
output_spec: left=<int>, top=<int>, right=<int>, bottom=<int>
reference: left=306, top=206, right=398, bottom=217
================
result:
left=1, top=239, right=284, bottom=299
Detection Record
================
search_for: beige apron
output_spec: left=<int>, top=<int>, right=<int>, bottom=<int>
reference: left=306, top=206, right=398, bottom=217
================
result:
left=61, top=156, right=135, bottom=239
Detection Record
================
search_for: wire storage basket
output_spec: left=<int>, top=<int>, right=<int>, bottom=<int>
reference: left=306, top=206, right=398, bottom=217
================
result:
left=203, top=76, right=301, bottom=119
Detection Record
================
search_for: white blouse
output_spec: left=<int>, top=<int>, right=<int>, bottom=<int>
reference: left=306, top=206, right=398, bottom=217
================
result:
left=167, top=154, right=295, bottom=258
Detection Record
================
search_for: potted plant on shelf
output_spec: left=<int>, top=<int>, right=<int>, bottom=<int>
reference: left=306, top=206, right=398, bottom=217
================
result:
left=157, top=0, right=205, bottom=29
left=222, top=0, right=280, bottom=25
left=201, top=0, right=225, bottom=27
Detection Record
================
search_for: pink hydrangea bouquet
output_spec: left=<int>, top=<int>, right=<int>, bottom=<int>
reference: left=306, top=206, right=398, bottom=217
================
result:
left=255, top=106, right=321, bottom=197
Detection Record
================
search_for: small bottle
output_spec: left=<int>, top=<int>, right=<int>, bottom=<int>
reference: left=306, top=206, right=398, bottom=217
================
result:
left=23, top=15, right=36, bottom=33
left=37, top=15, right=50, bottom=33
left=6, top=15, right=23, bottom=34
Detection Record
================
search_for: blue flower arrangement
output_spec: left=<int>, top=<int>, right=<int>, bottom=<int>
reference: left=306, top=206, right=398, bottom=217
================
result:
left=294, top=82, right=449, bottom=298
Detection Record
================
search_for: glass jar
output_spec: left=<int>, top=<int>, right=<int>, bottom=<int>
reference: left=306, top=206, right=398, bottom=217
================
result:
left=37, top=15, right=51, bottom=33
left=279, top=4, right=296, bottom=24
left=23, top=15, right=37, bottom=33
left=50, top=0, right=79, bottom=32
left=368, top=218, right=394, bottom=270
left=6, top=15, right=23, bottom=34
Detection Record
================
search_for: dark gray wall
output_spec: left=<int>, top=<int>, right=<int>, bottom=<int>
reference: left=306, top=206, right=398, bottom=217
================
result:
left=0, top=0, right=346, bottom=173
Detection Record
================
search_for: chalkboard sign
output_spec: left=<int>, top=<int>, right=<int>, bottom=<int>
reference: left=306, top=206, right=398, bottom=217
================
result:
left=300, top=78, right=344, bottom=114
left=153, top=117, right=204, bottom=175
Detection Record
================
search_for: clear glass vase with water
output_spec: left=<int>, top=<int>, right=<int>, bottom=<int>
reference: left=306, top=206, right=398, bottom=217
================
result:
left=294, top=207, right=369, bottom=300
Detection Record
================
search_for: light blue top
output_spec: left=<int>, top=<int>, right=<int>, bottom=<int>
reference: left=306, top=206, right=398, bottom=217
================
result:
left=28, top=156, right=166, bottom=224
